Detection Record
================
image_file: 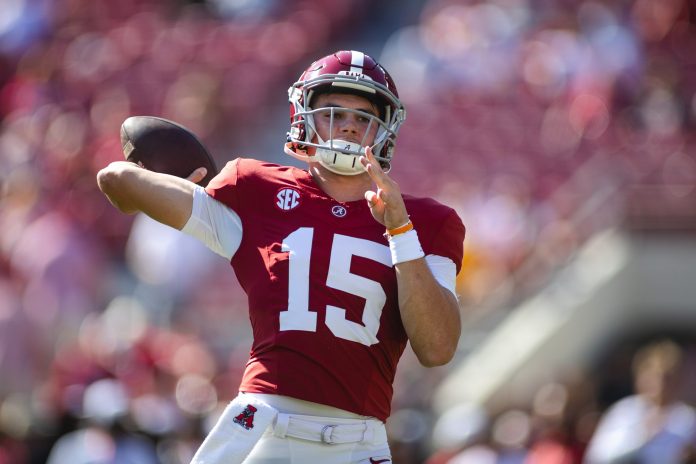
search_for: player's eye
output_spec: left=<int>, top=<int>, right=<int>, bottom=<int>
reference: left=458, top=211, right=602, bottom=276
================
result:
left=320, top=111, right=337, bottom=119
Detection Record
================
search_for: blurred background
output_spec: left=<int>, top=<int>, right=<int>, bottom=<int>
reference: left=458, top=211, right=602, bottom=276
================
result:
left=1, top=0, right=696, bottom=462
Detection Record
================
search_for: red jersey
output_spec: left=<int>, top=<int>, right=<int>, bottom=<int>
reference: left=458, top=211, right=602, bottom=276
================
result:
left=205, top=158, right=465, bottom=421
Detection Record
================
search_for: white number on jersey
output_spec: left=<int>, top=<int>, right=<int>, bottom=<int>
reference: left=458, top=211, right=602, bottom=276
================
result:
left=278, top=228, right=392, bottom=346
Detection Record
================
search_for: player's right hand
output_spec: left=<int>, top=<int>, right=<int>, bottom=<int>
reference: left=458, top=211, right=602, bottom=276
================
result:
left=186, top=167, right=208, bottom=184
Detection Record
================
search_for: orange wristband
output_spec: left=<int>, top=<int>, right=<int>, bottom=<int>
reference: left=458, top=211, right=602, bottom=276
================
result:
left=385, top=220, right=413, bottom=238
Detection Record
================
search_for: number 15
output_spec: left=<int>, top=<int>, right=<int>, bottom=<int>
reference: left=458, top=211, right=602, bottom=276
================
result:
left=279, top=228, right=392, bottom=347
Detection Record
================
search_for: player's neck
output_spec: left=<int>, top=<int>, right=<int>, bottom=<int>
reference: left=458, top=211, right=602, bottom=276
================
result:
left=308, top=164, right=371, bottom=203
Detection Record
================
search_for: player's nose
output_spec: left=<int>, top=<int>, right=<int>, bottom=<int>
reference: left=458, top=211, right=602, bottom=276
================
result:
left=337, top=115, right=360, bottom=135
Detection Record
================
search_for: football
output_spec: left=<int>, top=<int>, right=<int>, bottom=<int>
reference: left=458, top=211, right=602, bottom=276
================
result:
left=120, top=116, right=219, bottom=187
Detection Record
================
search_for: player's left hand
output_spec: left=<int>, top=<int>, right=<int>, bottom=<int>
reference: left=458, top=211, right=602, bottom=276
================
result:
left=360, top=146, right=410, bottom=230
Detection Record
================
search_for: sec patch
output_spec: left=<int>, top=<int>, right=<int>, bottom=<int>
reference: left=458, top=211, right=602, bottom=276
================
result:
left=276, top=188, right=301, bottom=211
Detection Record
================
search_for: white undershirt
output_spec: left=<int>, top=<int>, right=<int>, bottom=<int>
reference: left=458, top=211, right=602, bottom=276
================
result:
left=181, top=186, right=457, bottom=296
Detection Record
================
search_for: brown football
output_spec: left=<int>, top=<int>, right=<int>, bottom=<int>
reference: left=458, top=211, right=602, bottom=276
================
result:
left=120, top=116, right=218, bottom=187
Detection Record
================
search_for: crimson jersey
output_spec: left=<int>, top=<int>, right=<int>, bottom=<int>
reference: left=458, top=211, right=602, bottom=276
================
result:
left=205, top=158, right=465, bottom=421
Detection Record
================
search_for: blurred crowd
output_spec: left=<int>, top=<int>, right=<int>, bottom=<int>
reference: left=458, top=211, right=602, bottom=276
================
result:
left=422, top=336, right=696, bottom=464
left=1, top=0, right=696, bottom=463
left=382, top=0, right=696, bottom=314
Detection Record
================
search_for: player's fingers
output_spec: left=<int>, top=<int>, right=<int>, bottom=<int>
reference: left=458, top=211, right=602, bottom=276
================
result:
left=365, top=146, right=382, bottom=172
left=365, top=190, right=378, bottom=205
left=365, top=189, right=386, bottom=224
left=360, top=146, right=388, bottom=186
left=366, top=189, right=388, bottom=210
left=187, top=167, right=207, bottom=183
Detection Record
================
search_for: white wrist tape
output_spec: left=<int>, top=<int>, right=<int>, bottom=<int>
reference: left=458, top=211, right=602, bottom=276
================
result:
left=389, top=229, right=425, bottom=265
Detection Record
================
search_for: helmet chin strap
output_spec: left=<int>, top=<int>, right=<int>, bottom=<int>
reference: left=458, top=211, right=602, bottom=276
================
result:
left=314, top=136, right=367, bottom=176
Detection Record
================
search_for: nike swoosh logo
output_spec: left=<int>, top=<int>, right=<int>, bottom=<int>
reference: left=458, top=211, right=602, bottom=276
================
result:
left=369, top=459, right=391, bottom=464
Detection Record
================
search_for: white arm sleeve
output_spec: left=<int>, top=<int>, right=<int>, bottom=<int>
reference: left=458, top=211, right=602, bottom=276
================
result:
left=425, top=254, right=458, bottom=297
left=181, top=186, right=243, bottom=260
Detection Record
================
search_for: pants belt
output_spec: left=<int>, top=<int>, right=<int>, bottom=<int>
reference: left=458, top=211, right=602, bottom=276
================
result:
left=272, top=413, right=386, bottom=445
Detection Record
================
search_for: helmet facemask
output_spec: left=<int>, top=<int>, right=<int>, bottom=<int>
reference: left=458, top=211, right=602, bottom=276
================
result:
left=293, top=98, right=393, bottom=175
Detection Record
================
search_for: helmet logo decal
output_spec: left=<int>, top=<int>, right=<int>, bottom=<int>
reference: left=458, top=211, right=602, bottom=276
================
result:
left=331, top=205, right=347, bottom=217
left=276, top=188, right=300, bottom=211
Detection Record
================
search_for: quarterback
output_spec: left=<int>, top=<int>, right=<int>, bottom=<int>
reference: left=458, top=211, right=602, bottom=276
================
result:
left=97, top=50, right=465, bottom=464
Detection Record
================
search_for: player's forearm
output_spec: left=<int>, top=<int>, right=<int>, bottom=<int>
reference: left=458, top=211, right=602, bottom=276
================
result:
left=396, top=259, right=461, bottom=367
left=97, top=161, right=195, bottom=229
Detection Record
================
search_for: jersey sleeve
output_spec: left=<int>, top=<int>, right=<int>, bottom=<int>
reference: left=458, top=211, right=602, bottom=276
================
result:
left=422, top=208, right=465, bottom=274
left=205, top=157, right=245, bottom=212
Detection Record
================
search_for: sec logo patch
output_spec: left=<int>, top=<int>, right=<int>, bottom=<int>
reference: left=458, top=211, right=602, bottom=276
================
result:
left=276, top=188, right=300, bottom=211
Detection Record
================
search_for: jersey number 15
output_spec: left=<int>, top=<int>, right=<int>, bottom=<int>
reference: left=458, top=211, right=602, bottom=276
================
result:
left=278, top=227, right=392, bottom=347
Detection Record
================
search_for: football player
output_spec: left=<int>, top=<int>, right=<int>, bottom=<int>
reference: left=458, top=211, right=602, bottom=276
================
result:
left=97, top=50, right=465, bottom=464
